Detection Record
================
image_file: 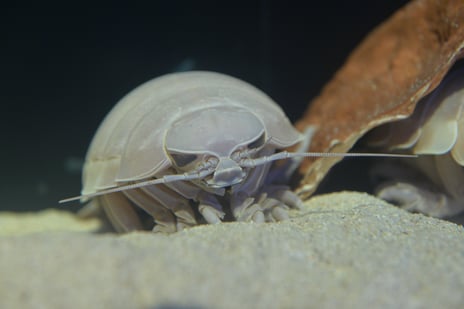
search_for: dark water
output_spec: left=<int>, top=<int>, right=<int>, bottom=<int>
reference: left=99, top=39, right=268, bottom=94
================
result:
left=1, top=1, right=409, bottom=211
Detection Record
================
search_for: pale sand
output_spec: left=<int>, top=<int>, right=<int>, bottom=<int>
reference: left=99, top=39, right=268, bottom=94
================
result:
left=1, top=191, right=464, bottom=308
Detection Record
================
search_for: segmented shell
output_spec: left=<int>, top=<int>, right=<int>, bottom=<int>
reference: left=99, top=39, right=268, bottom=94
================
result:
left=295, top=0, right=464, bottom=197
left=367, top=67, right=464, bottom=164
left=83, top=71, right=300, bottom=196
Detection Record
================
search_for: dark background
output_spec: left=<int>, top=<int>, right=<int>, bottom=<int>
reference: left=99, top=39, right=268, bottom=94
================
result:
left=2, top=1, right=410, bottom=211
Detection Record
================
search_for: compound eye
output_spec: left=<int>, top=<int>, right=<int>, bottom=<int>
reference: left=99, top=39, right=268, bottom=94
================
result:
left=247, top=132, right=266, bottom=149
left=170, top=153, right=198, bottom=168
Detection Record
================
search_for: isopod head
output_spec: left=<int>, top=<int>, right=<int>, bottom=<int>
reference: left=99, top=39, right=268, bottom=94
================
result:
left=165, top=106, right=267, bottom=189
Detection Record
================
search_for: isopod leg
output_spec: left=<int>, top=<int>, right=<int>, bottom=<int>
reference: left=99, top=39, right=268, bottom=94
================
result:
left=123, top=189, right=178, bottom=233
left=260, top=196, right=288, bottom=222
left=230, top=186, right=303, bottom=223
left=230, top=191, right=265, bottom=222
left=373, top=155, right=464, bottom=218
left=375, top=181, right=461, bottom=217
left=257, top=186, right=304, bottom=222
left=263, top=185, right=304, bottom=209
left=197, top=192, right=226, bottom=224
left=99, top=193, right=144, bottom=233
left=141, top=186, right=198, bottom=230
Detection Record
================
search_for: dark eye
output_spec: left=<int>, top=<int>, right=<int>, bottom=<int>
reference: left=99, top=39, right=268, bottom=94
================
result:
left=248, top=133, right=265, bottom=149
left=170, top=153, right=198, bottom=167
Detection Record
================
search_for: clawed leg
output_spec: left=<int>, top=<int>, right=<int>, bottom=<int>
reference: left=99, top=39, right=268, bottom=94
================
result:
left=260, top=185, right=304, bottom=222
left=197, top=191, right=226, bottom=224
left=263, top=185, right=304, bottom=210
left=140, top=186, right=197, bottom=232
left=230, top=191, right=265, bottom=222
left=230, top=185, right=304, bottom=223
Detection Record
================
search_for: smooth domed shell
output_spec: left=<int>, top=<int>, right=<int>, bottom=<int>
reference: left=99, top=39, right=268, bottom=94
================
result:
left=82, top=71, right=301, bottom=195
left=295, top=0, right=464, bottom=197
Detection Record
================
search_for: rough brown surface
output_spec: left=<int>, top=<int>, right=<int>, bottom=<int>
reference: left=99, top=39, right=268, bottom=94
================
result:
left=295, top=0, right=464, bottom=197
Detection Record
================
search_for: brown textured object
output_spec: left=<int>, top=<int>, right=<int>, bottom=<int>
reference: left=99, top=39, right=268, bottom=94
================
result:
left=295, top=0, right=464, bottom=197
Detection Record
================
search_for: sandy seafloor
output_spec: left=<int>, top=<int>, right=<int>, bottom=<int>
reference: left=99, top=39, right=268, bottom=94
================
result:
left=1, top=191, right=464, bottom=309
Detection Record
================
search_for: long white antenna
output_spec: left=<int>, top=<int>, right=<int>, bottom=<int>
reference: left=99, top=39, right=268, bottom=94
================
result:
left=239, top=151, right=417, bottom=167
left=59, top=169, right=214, bottom=203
